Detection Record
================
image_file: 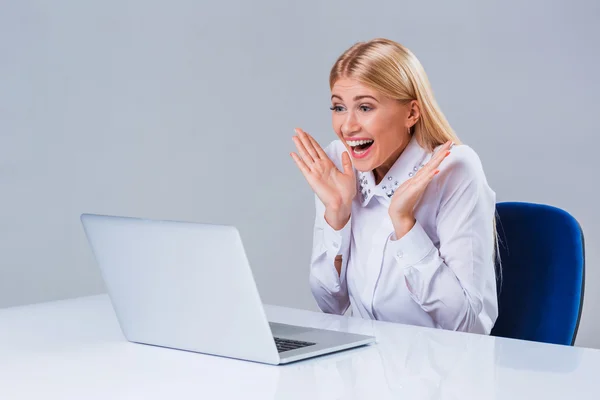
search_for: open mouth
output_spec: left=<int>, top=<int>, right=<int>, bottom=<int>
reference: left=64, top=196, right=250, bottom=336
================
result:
left=347, top=139, right=374, bottom=159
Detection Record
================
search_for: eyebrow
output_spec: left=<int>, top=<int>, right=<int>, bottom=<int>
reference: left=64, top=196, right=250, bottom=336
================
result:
left=331, top=94, right=380, bottom=103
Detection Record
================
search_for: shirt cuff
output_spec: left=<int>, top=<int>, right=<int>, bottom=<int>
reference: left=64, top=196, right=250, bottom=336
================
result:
left=387, top=220, right=435, bottom=268
left=322, top=215, right=352, bottom=257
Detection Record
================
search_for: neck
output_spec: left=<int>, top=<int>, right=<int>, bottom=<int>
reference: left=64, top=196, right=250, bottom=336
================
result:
left=373, top=139, right=410, bottom=185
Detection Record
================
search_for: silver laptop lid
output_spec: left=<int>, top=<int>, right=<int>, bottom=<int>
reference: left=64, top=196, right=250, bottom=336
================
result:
left=80, top=213, right=279, bottom=364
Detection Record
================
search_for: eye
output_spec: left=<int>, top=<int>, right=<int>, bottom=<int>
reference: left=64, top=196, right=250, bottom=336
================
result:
left=360, top=105, right=373, bottom=112
left=329, top=105, right=345, bottom=112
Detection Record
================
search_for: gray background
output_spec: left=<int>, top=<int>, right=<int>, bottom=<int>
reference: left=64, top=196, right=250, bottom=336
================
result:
left=1, top=0, right=598, bottom=347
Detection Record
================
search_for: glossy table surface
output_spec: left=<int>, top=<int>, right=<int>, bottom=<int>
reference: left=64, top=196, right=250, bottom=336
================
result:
left=1, top=294, right=598, bottom=399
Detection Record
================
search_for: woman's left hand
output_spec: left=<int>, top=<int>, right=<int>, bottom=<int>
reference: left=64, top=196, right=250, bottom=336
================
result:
left=388, top=140, right=453, bottom=238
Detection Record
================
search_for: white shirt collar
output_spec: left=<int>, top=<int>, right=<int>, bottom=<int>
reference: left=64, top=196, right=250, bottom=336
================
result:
left=357, top=135, right=430, bottom=207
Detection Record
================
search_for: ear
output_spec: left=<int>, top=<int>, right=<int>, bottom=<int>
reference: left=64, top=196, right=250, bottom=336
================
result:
left=407, top=100, right=421, bottom=127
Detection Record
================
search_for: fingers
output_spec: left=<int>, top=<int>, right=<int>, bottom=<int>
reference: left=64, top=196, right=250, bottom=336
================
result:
left=290, top=152, right=311, bottom=177
left=427, top=140, right=453, bottom=170
left=398, top=161, right=441, bottom=204
left=292, top=135, right=315, bottom=166
left=415, top=140, right=453, bottom=180
left=294, top=128, right=320, bottom=163
left=390, top=140, right=452, bottom=210
left=306, top=132, right=328, bottom=160
left=341, top=151, right=354, bottom=177
left=426, top=165, right=441, bottom=182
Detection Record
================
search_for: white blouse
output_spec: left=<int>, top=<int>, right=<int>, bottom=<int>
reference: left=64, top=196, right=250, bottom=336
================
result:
left=309, top=135, right=498, bottom=334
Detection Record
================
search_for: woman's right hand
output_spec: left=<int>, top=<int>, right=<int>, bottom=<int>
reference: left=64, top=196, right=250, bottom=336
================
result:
left=290, top=128, right=356, bottom=230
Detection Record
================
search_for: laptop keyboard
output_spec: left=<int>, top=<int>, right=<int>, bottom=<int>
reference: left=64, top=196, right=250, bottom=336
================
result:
left=274, top=337, right=316, bottom=353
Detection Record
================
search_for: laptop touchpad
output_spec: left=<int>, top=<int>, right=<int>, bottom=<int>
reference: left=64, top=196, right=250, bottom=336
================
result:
left=269, top=322, right=314, bottom=337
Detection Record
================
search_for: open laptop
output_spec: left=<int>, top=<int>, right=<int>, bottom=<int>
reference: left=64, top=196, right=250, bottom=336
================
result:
left=80, top=213, right=375, bottom=365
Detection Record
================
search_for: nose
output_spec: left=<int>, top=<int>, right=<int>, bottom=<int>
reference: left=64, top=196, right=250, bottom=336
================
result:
left=341, top=110, right=361, bottom=136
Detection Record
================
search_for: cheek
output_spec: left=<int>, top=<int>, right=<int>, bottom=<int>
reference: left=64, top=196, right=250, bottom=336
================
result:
left=360, top=112, right=380, bottom=129
left=363, top=113, right=394, bottom=143
left=332, top=115, right=343, bottom=136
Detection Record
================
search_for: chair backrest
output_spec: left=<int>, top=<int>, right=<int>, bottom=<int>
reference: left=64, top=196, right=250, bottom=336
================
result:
left=491, top=202, right=585, bottom=345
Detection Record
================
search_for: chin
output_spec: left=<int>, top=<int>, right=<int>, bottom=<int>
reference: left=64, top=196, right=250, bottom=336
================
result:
left=351, top=158, right=376, bottom=173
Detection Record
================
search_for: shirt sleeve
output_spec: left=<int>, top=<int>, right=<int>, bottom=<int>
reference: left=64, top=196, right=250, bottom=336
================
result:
left=385, top=147, right=498, bottom=333
left=307, top=140, right=354, bottom=315
left=309, top=192, right=352, bottom=315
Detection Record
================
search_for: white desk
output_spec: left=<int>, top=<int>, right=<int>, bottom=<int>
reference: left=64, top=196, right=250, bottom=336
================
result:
left=0, top=295, right=598, bottom=399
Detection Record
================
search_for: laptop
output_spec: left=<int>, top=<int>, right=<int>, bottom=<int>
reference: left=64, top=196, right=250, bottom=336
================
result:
left=80, top=213, right=375, bottom=365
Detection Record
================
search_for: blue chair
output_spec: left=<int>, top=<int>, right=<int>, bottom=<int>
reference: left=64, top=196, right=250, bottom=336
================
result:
left=491, top=202, right=585, bottom=346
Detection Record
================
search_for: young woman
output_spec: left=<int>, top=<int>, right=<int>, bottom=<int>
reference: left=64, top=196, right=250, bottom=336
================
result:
left=291, top=38, right=498, bottom=334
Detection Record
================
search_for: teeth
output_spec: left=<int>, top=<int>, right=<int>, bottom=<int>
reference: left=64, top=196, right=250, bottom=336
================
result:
left=346, top=139, right=374, bottom=147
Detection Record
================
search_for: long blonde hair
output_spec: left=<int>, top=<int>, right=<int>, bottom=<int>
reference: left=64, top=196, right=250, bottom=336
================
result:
left=329, top=38, right=501, bottom=279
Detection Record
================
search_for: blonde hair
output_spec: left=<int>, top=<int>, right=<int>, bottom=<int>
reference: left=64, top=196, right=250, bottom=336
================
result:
left=329, top=38, right=460, bottom=151
left=329, top=38, right=502, bottom=282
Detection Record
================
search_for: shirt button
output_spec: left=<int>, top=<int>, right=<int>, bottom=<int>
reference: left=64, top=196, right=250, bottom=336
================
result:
left=333, top=241, right=339, bottom=248
left=396, top=251, right=404, bottom=258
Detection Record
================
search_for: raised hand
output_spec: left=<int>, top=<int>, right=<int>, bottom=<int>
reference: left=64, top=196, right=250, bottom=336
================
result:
left=290, top=128, right=356, bottom=230
left=388, top=140, right=453, bottom=238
